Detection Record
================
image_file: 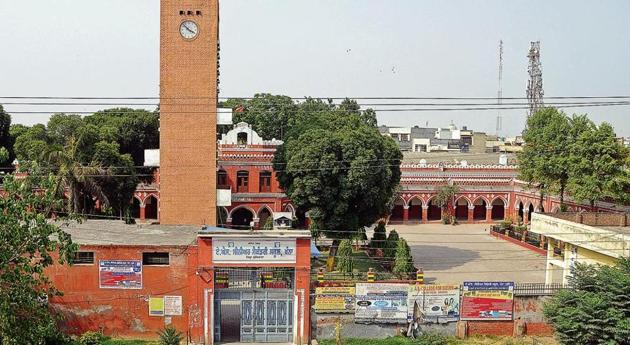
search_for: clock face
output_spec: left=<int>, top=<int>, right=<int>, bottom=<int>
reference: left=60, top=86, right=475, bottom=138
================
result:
left=179, top=20, right=199, bottom=40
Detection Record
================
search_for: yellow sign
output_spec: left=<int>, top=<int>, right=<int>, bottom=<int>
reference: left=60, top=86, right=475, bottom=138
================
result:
left=314, top=287, right=355, bottom=313
left=149, top=297, right=165, bottom=316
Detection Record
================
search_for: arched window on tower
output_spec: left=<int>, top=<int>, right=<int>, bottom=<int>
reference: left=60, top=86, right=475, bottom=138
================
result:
left=217, top=169, right=229, bottom=189
left=259, top=171, right=272, bottom=192
left=236, top=171, right=249, bottom=192
left=237, top=132, right=248, bottom=146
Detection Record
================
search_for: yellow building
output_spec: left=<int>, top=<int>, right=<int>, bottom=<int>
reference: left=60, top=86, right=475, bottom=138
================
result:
left=530, top=212, right=630, bottom=284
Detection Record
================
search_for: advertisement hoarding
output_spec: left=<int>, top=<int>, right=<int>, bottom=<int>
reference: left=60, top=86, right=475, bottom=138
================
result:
left=355, top=283, right=408, bottom=323
left=98, top=260, right=142, bottom=289
left=461, top=281, right=514, bottom=320
left=408, top=284, right=460, bottom=323
left=314, top=287, right=355, bottom=313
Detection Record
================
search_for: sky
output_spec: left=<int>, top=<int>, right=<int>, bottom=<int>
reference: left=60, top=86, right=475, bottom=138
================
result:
left=1, top=0, right=629, bottom=136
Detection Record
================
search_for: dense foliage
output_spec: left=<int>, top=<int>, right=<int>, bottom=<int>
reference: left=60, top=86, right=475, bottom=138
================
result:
left=0, top=105, right=12, bottom=165
left=544, top=258, right=630, bottom=345
left=336, top=239, right=354, bottom=273
left=434, top=184, right=459, bottom=223
left=392, top=239, right=414, bottom=278
left=4, top=108, right=158, bottom=216
left=0, top=174, right=77, bottom=344
left=519, top=108, right=629, bottom=207
left=383, top=229, right=400, bottom=262
left=370, top=221, right=387, bottom=249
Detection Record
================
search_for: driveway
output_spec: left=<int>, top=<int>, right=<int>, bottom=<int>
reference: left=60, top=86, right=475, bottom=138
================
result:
left=378, top=223, right=546, bottom=284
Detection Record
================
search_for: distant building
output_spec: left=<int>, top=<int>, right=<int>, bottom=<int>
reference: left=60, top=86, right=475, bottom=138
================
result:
left=530, top=212, right=630, bottom=284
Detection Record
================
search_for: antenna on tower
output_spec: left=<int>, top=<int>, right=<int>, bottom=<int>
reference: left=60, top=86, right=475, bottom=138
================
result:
left=496, top=40, right=503, bottom=137
left=526, top=41, right=544, bottom=117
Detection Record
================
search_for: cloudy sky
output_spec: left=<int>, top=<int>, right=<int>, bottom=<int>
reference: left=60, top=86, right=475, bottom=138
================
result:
left=1, top=0, right=629, bottom=136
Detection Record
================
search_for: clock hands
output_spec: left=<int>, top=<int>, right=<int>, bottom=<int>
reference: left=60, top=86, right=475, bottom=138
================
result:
left=183, top=24, right=195, bottom=34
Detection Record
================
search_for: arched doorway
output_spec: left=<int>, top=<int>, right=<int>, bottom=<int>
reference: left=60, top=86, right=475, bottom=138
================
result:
left=527, top=203, right=535, bottom=221
left=130, top=197, right=141, bottom=219
left=258, top=207, right=272, bottom=229
left=455, top=198, right=469, bottom=221
left=473, top=198, right=486, bottom=220
left=217, top=207, right=229, bottom=227
left=231, top=207, right=254, bottom=229
left=390, top=198, right=405, bottom=222
left=427, top=198, right=441, bottom=221
left=408, top=198, right=422, bottom=222
left=517, top=201, right=524, bottom=222
left=145, top=195, right=158, bottom=220
left=491, top=198, right=505, bottom=220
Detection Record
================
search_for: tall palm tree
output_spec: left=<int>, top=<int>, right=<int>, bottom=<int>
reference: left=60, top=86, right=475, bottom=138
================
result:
left=45, top=137, right=110, bottom=214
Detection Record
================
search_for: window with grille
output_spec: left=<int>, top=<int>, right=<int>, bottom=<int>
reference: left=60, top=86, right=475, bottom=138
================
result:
left=71, top=251, right=94, bottom=265
left=142, top=252, right=170, bottom=266
left=237, top=171, right=249, bottom=192
left=259, top=171, right=272, bottom=192
left=217, top=169, right=229, bottom=189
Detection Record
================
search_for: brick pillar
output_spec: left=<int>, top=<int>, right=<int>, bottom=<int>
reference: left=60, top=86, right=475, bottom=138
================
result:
left=403, top=206, right=409, bottom=224
left=139, top=205, right=146, bottom=221
left=467, top=206, right=474, bottom=222
left=486, top=206, right=493, bottom=223
left=253, top=217, right=260, bottom=229
left=523, top=210, right=529, bottom=224
left=422, top=205, right=428, bottom=223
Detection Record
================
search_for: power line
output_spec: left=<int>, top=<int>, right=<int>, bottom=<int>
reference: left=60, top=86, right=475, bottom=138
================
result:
left=3, top=95, right=630, bottom=100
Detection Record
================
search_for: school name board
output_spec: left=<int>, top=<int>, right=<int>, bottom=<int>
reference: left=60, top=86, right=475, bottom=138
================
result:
left=461, top=281, right=514, bottom=321
left=213, top=238, right=297, bottom=263
left=355, top=283, right=408, bottom=324
left=408, top=284, right=460, bottom=323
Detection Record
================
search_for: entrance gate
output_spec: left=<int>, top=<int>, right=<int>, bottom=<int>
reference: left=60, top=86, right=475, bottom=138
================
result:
left=213, top=268, right=294, bottom=343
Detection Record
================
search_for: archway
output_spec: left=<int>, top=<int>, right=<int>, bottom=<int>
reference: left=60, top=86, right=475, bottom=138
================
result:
left=144, top=195, right=158, bottom=220
left=390, top=198, right=405, bottom=222
left=473, top=198, right=487, bottom=220
left=217, top=207, right=229, bottom=227
left=408, top=198, right=422, bottom=222
left=130, top=197, right=141, bottom=219
left=517, top=201, right=524, bottom=222
left=427, top=198, right=441, bottom=221
left=491, top=198, right=505, bottom=220
left=527, top=203, right=535, bottom=221
left=258, top=207, right=272, bottom=229
left=231, top=207, right=254, bottom=229
left=455, top=197, right=469, bottom=221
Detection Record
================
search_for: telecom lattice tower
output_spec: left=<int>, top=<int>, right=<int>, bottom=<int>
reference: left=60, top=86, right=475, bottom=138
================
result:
left=496, top=40, right=503, bottom=136
left=526, top=41, right=544, bottom=117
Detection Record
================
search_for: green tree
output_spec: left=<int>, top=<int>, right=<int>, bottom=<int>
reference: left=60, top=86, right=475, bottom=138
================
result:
left=262, top=216, right=274, bottom=230
left=92, top=141, right=139, bottom=218
left=0, top=105, right=11, bottom=166
left=274, top=101, right=402, bottom=239
left=0, top=147, right=7, bottom=165
left=370, top=221, right=387, bottom=249
left=383, top=229, right=399, bottom=262
left=46, top=137, right=110, bottom=214
left=568, top=122, right=628, bottom=207
left=434, top=184, right=459, bottom=222
left=544, top=258, right=630, bottom=345
left=226, top=94, right=298, bottom=141
left=0, top=174, right=77, bottom=344
left=392, top=239, right=414, bottom=279
left=335, top=239, right=354, bottom=274
left=13, top=123, right=50, bottom=162
left=519, top=108, right=573, bottom=207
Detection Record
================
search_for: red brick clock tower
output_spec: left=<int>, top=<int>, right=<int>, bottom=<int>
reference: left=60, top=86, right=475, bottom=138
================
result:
left=159, top=0, right=219, bottom=225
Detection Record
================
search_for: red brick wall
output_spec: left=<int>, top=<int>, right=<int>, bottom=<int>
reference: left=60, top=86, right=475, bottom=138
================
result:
left=526, top=322, right=554, bottom=336
left=466, top=321, right=514, bottom=336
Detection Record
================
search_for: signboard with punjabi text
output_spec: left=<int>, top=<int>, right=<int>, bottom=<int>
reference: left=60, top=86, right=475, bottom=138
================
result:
left=212, top=238, right=296, bottom=263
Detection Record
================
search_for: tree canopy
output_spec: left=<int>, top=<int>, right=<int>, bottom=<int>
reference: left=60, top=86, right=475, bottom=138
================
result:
left=0, top=105, right=11, bottom=165
left=254, top=96, right=402, bottom=239
left=0, top=174, right=77, bottom=344
left=518, top=108, right=629, bottom=207
left=544, top=258, right=630, bottom=345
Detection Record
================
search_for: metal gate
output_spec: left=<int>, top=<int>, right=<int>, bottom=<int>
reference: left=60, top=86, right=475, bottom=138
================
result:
left=214, top=268, right=295, bottom=343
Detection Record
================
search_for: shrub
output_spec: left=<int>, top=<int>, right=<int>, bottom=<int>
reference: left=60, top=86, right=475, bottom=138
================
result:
left=370, top=221, right=387, bottom=249
left=544, top=258, right=630, bottom=345
left=392, top=239, right=414, bottom=279
left=335, top=240, right=354, bottom=274
left=79, top=331, right=108, bottom=345
left=262, top=217, right=274, bottom=230
left=383, top=230, right=399, bottom=262
left=415, top=332, right=449, bottom=345
left=157, top=326, right=183, bottom=345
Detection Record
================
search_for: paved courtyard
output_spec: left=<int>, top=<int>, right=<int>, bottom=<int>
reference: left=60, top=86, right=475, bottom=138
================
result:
left=377, top=223, right=546, bottom=283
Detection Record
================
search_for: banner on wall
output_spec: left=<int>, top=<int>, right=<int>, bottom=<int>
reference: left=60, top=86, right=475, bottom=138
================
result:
left=213, top=238, right=296, bottom=263
left=149, top=297, right=165, bottom=316
left=461, top=282, right=514, bottom=320
left=164, top=296, right=183, bottom=316
left=355, top=283, right=408, bottom=323
left=408, top=284, right=460, bottom=323
left=314, top=287, right=355, bottom=313
left=99, top=260, right=142, bottom=289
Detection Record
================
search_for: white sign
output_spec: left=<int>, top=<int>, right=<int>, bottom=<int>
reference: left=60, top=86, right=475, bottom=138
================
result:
left=355, top=283, right=408, bottom=324
left=164, top=295, right=183, bottom=316
left=213, top=238, right=297, bottom=263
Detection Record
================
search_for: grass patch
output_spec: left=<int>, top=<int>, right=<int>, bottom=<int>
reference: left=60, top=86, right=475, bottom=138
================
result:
left=319, top=335, right=557, bottom=345
left=102, top=340, right=158, bottom=345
